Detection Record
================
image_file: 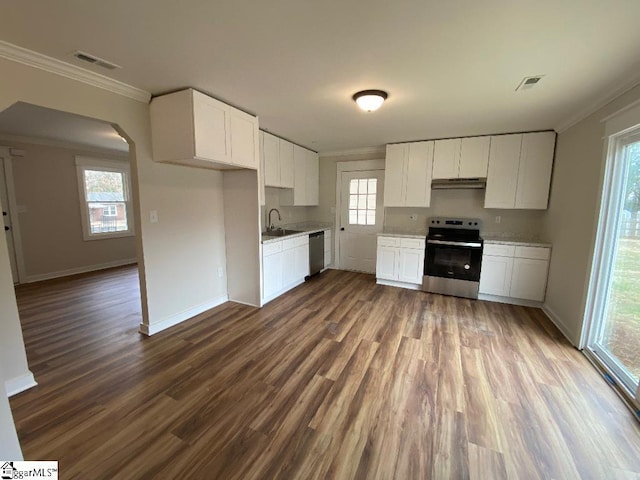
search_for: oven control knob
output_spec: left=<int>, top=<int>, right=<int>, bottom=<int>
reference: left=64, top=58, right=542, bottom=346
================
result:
left=464, top=264, right=470, bottom=270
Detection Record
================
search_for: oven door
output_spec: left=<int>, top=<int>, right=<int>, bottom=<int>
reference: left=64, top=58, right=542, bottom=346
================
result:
left=424, top=240, right=483, bottom=282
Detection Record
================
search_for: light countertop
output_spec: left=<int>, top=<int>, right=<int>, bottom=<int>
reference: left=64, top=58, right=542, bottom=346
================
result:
left=261, top=225, right=332, bottom=244
left=483, top=235, right=552, bottom=248
left=378, top=231, right=427, bottom=239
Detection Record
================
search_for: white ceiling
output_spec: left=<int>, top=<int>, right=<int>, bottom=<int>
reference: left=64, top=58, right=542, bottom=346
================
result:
left=0, top=103, right=128, bottom=153
left=1, top=0, right=640, bottom=153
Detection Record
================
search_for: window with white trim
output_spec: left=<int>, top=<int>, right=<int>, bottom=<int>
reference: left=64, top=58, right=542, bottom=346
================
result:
left=348, top=178, right=377, bottom=225
left=75, top=156, right=134, bottom=240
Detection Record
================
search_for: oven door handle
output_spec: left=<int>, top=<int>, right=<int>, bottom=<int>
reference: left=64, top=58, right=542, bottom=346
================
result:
left=427, top=239, right=483, bottom=248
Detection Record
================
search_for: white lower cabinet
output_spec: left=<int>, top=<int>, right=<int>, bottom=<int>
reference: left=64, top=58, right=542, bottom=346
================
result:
left=376, top=236, right=425, bottom=287
left=479, top=243, right=550, bottom=302
left=262, top=235, right=309, bottom=303
left=324, top=230, right=332, bottom=268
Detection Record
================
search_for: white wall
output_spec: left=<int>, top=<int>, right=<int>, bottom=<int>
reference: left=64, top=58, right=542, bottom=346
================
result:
left=4, top=141, right=137, bottom=281
left=0, top=53, right=231, bottom=369
left=0, top=366, right=22, bottom=460
left=542, top=83, right=640, bottom=345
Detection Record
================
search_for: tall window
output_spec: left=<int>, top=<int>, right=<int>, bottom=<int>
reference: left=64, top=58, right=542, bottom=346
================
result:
left=76, top=156, right=134, bottom=240
left=348, top=178, right=377, bottom=225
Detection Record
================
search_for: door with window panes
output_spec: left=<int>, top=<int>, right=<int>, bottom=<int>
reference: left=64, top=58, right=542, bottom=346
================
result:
left=339, top=170, right=384, bottom=273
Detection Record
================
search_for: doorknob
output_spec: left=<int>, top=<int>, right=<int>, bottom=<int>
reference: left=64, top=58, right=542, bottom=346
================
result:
left=4, top=226, right=9, bottom=231
left=2, top=211, right=6, bottom=216
left=340, top=227, right=345, bottom=231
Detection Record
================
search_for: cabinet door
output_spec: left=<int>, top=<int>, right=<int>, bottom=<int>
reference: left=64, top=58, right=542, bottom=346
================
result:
left=294, top=244, right=310, bottom=280
left=398, top=248, right=424, bottom=284
left=263, top=252, right=283, bottom=300
left=405, top=141, right=434, bottom=207
left=306, top=150, right=319, bottom=206
left=479, top=255, right=514, bottom=296
left=484, top=134, right=522, bottom=208
left=263, top=132, right=280, bottom=187
left=258, top=132, right=265, bottom=206
left=282, top=248, right=297, bottom=287
left=279, top=139, right=294, bottom=188
left=324, top=230, right=332, bottom=268
left=193, top=91, right=229, bottom=161
left=459, top=136, right=490, bottom=178
left=515, top=132, right=556, bottom=209
left=432, top=139, right=461, bottom=179
left=384, top=144, right=407, bottom=206
left=376, top=246, right=399, bottom=281
left=293, top=145, right=307, bottom=205
left=229, top=110, right=258, bottom=169
left=510, top=257, right=549, bottom=301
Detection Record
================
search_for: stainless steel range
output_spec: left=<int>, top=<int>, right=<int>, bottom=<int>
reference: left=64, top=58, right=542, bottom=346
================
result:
left=422, top=217, right=483, bottom=299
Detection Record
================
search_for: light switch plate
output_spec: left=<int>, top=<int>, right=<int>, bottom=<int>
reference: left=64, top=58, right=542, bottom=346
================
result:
left=150, top=210, right=158, bottom=223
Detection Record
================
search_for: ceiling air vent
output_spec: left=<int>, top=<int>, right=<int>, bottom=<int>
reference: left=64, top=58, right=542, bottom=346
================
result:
left=516, top=75, right=544, bottom=91
left=73, top=51, right=121, bottom=70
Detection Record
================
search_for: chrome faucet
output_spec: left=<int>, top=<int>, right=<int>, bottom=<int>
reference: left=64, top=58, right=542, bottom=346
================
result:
left=267, top=208, right=282, bottom=231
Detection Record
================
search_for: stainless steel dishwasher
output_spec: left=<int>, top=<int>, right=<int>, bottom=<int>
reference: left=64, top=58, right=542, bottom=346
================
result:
left=308, top=231, right=324, bottom=278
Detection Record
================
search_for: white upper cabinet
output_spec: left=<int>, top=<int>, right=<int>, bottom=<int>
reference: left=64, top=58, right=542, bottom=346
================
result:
left=405, top=141, right=434, bottom=207
left=484, top=134, right=523, bottom=208
left=433, top=136, right=490, bottom=179
left=281, top=144, right=319, bottom=206
left=150, top=88, right=259, bottom=170
left=383, top=144, right=407, bottom=207
left=279, top=139, right=294, bottom=188
left=432, top=139, right=461, bottom=179
left=484, top=132, right=556, bottom=209
left=515, top=132, right=556, bottom=209
left=263, top=131, right=280, bottom=186
left=459, top=136, right=490, bottom=178
left=384, top=142, right=433, bottom=207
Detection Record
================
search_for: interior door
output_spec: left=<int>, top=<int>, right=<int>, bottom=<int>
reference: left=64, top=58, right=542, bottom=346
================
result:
left=0, top=150, right=19, bottom=283
left=339, top=170, right=384, bottom=273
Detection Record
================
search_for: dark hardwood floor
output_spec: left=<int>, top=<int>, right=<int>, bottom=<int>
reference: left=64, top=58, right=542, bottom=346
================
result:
left=10, top=266, right=640, bottom=479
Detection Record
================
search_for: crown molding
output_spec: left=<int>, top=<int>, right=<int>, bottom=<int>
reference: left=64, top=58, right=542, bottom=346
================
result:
left=0, top=40, right=151, bottom=104
left=0, top=133, right=129, bottom=158
left=555, top=74, right=640, bottom=134
left=319, top=145, right=386, bottom=158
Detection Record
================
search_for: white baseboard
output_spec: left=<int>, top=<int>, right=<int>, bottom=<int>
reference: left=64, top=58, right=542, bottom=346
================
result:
left=5, top=371, right=37, bottom=397
left=376, top=278, right=422, bottom=291
left=24, top=258, right=137, bottom=283
left=139, top=294, right=229, bottom=336
left=542, top=303, right=577, bottom=346
left=478, top=293, right=542, bottom=308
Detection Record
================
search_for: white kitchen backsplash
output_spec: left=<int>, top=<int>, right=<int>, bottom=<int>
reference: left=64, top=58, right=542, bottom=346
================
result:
left=383, top=189, right=548, bottom=239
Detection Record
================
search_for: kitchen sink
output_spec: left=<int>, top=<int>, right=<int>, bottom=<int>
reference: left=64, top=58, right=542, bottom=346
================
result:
left=262, top=229, right=304, bottom=238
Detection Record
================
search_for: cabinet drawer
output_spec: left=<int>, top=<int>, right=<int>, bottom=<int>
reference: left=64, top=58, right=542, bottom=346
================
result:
left=263, top=241, right=282, bottom=256
left=378, top=236, right=401, bottom=247
left=514, top=246, right=550, bottom=260
left=282, top=235, right=309, bottom=250
left=483, top=244, right=516, bottom=257
left=400, top=238, right=425, bottom=249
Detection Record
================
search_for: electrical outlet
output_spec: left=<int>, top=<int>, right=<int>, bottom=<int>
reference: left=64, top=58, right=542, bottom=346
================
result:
left=217, top=267, right=224, bottom=278
left=149, top=210, right=158, bottom=223
left=409, top=214, right=418, bottom=221
left=495, top=215, right=501, bottom=224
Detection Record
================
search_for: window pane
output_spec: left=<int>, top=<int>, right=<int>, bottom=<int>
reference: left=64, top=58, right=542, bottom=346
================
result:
left=366, top=211, right=376, bottom=225
left=84, top=170, right=125, bottom=202
left=358, top=195, right=367, bottom=209
left=350, top=179, right=358, bottom=194
left=368, top=179, right=377, bottom=194
left=88, top=202, right=128, bottom=234
left=358, top=179, right=367, bottom=194
left=357, top=211, right=366, bottom=225
left=349, top=210, right=357, bottom=224
left=367, top=194, right=376, bottom=209
left=349, top=195, right=358, bottom=208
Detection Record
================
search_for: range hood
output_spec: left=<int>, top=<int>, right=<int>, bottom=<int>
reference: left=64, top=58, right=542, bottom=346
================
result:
left=431, top=178, right=486, bottom=189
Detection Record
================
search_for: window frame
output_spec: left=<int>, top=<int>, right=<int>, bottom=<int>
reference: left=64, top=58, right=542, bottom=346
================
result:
left=75, top=156, right=134, bottom=241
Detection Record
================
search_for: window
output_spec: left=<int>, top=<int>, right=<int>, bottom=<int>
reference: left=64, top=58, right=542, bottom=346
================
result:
left=76, top=156, right=134, bottom=240
left=348, top=178, right=377, bottom=225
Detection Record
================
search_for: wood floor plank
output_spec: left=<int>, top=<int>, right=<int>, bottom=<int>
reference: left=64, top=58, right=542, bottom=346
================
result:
left=8, top=265, right=640, bottom=479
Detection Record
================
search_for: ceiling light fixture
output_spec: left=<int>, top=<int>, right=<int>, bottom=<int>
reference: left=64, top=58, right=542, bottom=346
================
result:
left=352, top=90, right=388, bottom=112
